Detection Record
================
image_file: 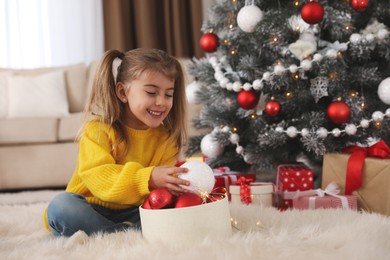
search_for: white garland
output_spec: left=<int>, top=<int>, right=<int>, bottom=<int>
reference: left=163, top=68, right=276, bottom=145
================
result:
left=209, top=108, right=390, bottom=160
left=202, top=20, right=390, bottom=160
left=209, top=21, right=389, bottom=92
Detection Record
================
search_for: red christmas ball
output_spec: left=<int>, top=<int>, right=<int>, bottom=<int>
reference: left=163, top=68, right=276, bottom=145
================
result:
left=327, top=100, right=351, bottom=124
left=141, top=196, right=152, bottom=209
left=200, top=33, right=219, bottom=53
left=149, top=188, right=173, bottom=209
left=237, top=90, right=259, bottom=110
left=175, top=192, right=203, bottom=208
left=301, top=2, right=324, bottom=25
left=206, top=193, right=225, bottom=203
left=264, top=99, right=281, bottom=117
left=351, top=0, right=369, bottom=12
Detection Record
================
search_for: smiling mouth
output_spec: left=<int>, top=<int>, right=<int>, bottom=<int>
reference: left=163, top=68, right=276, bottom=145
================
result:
left=148, top=110, right=164, bottom=116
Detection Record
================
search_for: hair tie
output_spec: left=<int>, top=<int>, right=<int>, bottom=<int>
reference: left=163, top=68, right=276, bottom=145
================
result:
left=112, top=55, right=123, bottom=85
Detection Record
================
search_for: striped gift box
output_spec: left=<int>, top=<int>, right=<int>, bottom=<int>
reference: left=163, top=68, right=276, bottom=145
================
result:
left=292, top=195, right=358, bottom=210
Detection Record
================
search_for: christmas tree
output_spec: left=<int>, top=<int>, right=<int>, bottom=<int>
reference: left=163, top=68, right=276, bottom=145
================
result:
left=185, top=0, right=390, bottom=182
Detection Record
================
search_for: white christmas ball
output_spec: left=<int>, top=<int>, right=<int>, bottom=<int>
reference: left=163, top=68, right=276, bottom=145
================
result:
left=252, top=79, right=263, bottom=90
left=377, top=78, right=390, bottom=105
left=243, top=83, right=252, bottom=91
left=226, top=82, right=233, bottom=91
left=236, top=145, right=244, bottom=154
left=262, top=72, right=271, bottom=81
left=386, top=108, right=390, bottom=117
left=214, top=70, right=224, bottom=81
left=316, top=127, right=328, bottom=138
left=237, top=5, right=264, bottom=33
left=377, top=29, right=389, bottom=40
left=274, top=64, right=285, bottom=75
left=275, top=126, right=284, bottom=133
left=360, top=119, right=370, bottom=128
left=186, top=81, right=201, bottom=104
left=222, top=126, right=230, bottom=132
left=313, top=53, right=323, bottom=62
left=301, top=128, right=309, bottom=137
left=233, top=81, right=242, bottom=92
left=350, top=33, right=361, bottom=43
left=289, top=64, right=298, bottom=73
left=345, top=124, right=357, bottom=135
left=178, top=160, right=215, bottom=194
left=200, top=134, right=224, bottom=158
left=300, top=60, right=312, bottom=71
left=372, top=111, right=384, bottom=121
left=230, top=133, right=240, bottom=144
left=219, top=77, right=230, bottom=88
left=332, top=128, right=341, bottom=137
left=365, top=33, right=375, bottom=42
left=286, top=126, right=298, bottom=138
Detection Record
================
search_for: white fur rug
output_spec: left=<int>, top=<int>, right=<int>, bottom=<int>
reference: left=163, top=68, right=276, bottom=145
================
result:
left=1, top=191, right=390, bottom=259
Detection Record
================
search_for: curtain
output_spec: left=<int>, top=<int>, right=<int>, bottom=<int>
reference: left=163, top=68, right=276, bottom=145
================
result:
left=0, top=0, right=104, bottom=69
left=102, top=0, right=204, bottom=58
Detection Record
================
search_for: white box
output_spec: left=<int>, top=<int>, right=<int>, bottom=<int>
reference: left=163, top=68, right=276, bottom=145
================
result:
left=139, top=195, right=232, bottom=244
left=230, top=182, right=275, bottom=206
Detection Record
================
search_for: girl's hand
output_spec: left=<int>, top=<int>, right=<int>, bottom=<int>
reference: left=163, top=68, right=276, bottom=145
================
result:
left=149, top=166, right=190, bottom=194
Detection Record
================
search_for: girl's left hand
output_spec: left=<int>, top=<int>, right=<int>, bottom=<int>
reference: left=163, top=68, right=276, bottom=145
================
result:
left=149, top=166, right=190, bottom=194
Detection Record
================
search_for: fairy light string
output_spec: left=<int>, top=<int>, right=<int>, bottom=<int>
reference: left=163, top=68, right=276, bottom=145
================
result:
left=203, top=22, right=390, bottom=157
left=198, top=5, right=390, bottom=161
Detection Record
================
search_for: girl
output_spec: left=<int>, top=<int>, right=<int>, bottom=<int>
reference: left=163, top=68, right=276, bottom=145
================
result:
left=44, top=48, right=190, bottom=236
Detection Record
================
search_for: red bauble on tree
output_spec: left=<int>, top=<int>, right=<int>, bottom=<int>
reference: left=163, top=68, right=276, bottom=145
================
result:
left=148, top=188, right=173, bottom=209
left=264, top=98, right=281, bottom=117
left=301, top=2, right=324, bottom=24
left=351, top=0, right=369, bottom=12
left=237, top=90, right=259, bottom=109
left=327, top=100, right=351, bottom=124
left=200, top=33, right=219, bottom=53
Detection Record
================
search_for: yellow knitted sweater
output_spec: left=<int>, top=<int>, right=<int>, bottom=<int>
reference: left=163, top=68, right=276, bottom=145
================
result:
left=43, top=120, right=178, bottom=230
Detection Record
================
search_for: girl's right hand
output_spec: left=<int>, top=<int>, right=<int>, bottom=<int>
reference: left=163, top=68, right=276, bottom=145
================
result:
left=149, top=166, right=190, bottom=194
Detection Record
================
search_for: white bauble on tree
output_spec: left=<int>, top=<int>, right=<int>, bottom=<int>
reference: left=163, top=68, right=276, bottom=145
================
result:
left=237, top=5, right=264, bottom=33
left=200, top=134, right=224, bottom=158
left=378, top=77, right=390, bottom=105
left=186, top=81, right=201, bottom=104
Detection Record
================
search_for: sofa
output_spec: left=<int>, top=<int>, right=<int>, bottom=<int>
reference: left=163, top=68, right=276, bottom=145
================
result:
left=0, top=58, right=201, bottom=190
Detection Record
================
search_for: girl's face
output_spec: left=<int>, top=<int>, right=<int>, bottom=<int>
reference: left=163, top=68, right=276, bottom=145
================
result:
left=117, top=71, right=175, bottom=130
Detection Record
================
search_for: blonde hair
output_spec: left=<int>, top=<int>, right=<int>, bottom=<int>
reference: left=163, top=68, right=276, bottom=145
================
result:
left=80, top=48, right=188, bottom=159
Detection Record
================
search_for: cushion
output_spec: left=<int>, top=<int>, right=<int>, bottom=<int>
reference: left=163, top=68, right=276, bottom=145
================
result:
left=58, top=112, right=84, bottom=141
left=86, top=60, right=100, bottom=99
left=0, top=63, right=87, bottom=113
left=0, top=117, right=58, bottom=144
left=7, top=70, right=69, bottom=118
left=0, top=72, right=13, bottom=119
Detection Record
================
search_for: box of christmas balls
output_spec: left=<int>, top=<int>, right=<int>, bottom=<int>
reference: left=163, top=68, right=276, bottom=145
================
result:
left=139, top=161, right=232, bottom=244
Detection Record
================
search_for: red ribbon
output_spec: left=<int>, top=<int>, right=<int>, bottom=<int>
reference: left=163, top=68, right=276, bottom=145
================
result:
left=342, top=140, right=390, bottom=195
left=237, top=176, right=253, bottom=205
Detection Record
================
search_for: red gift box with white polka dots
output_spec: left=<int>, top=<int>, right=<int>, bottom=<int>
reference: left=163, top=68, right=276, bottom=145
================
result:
left=276, top=164, right=314, bottom=192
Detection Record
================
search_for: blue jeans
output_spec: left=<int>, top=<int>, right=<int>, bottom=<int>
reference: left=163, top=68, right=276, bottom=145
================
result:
left=47, top=192, right=141, bottom=237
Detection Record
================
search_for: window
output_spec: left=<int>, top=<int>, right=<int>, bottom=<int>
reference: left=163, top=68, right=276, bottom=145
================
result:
left=0, top=0, right=104, bottom=68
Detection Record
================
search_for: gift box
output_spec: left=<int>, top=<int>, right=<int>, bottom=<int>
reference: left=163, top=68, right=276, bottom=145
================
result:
left=322, top=151, right=390, bottom=216
left=213, top=167, right=256, bottom=200
left=275, top=164, right=314, bottom=209
left=276, top=164, right=314, bottom=192
left=139, top=195, right=232, bottom=244
left=272, top=190, right=293, bottom=210
left=230, top=182, right=275, bottom=206
left=293, top=195, right=358, bottom=210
